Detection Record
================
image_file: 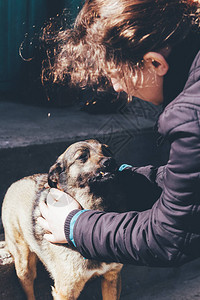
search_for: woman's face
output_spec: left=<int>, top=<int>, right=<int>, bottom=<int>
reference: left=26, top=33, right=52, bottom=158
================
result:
left=110, top=52, right=169, bottom=105
left=110, top=66, right=164, bottom=105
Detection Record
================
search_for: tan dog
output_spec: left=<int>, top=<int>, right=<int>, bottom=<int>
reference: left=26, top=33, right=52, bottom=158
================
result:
left=2, top=139, right=123, bottom=300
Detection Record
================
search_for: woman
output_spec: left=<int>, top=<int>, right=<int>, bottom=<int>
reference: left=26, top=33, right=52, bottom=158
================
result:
left=39, top=0, right=200, bottom=267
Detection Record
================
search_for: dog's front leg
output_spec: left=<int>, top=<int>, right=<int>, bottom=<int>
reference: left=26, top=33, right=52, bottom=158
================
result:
left=52, top=276, right=89, bottom=300
left=101, top=270, right=122, bottom=300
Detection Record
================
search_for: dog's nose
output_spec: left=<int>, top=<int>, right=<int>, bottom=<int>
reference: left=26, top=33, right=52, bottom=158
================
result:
left=101, top=157, right=116, bottom=170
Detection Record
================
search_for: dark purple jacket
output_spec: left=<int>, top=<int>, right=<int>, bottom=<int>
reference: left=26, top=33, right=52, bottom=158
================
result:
left=65, top=50, right=200, bottom=267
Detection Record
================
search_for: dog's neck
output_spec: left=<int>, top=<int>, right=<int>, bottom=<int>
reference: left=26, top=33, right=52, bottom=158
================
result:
left=67, top=186, right=105, bottom=211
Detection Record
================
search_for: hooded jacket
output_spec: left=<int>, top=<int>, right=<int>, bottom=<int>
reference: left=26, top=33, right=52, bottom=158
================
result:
left=64, top=49, right=200, bottom=267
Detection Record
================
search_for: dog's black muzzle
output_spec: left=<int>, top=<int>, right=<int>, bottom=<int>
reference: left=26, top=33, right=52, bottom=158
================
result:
left=89, top=157, right=118, bottom=184
left=100, top=157, right=117, bottom=172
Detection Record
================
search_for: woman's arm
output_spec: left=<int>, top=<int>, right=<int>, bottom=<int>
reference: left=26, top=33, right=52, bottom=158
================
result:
left=65, top=107, right=200, bottom=267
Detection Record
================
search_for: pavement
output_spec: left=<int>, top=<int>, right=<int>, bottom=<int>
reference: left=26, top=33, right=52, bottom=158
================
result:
left=1, top=96, right=200, bottom=300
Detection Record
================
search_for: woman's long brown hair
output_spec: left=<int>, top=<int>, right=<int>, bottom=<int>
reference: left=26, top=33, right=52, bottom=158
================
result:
left=42, top=0, right=200, bottom=89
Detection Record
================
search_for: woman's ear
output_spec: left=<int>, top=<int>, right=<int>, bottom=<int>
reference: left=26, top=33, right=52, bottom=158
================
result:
left=143, top=52, right=169, bottom=76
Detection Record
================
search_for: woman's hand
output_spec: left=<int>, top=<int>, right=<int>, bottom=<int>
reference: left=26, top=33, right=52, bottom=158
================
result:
left=38, top=188, right=81, bottom=244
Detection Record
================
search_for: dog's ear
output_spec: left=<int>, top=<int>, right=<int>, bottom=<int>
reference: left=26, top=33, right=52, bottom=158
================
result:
left=48, top=162, right=63, bottom=188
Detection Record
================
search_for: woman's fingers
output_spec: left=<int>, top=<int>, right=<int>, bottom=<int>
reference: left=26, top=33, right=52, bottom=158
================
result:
left=50, top=188, right=65, bottom=199
left=43, top=234, right=57, bottom=243
left=49, top=188, right=76, bottom=205
left=39, top=201, right=49, bottom=219
left=37, top=216, right=51, bottom=232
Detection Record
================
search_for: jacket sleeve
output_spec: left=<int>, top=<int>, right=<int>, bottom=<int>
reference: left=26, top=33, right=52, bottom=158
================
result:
left=65, top=107, right=200, bottom=267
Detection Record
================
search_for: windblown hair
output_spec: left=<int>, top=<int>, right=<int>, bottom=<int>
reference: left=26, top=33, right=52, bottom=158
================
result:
left=42, top=0, right=200, bottom=89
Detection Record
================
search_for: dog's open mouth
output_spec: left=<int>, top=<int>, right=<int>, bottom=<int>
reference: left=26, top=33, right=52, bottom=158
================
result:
left=88, top=156, right=118, bottom=185
left=89, top=168, right=117, bottom=185
left=96, top=171, right=115, bottom=180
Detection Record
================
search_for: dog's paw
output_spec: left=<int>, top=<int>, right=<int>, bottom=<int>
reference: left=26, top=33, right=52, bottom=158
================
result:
left=0, top=243, right=13, bottom=265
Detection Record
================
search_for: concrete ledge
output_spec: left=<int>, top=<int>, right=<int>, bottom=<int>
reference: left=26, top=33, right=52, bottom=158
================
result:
left=0, top=100, right=162, bottom=149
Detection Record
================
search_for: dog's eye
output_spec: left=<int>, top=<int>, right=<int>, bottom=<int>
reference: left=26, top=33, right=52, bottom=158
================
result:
left=77, top=150, right=89, bottom=162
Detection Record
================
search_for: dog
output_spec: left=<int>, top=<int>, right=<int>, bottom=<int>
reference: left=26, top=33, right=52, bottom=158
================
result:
left=2, top=139, right=123, bottom=300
